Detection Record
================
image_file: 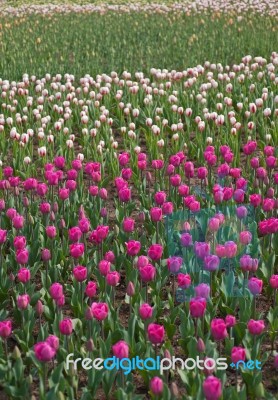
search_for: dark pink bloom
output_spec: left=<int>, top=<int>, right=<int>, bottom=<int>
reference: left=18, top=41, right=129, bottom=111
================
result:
left=91, top=302, right=109, bottom=321
left=17, top=294, right=30, bottom=310
left=189, top=297, right=206, bottom=318
left=112, top=340, right=129, bottom=359
left=73, top=265, right=87, bottom=282
left=34, top=342, right=56, bottom=362
left=211, top=318, right=228, bottom=341
left=139, top=303, right=153, bottom=320
left=0, top=321, right=12, bottom=338
left=125, top=240, right=141, bottom=256
left=147, top=323, right=165, bottom=344
left=18, top=268, right=31, bottom=283
left=59, top=319, right=73, bottom=335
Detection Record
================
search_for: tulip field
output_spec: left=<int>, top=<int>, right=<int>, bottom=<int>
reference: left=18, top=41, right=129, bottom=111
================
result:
left=0, top=1, right=277, bottom=400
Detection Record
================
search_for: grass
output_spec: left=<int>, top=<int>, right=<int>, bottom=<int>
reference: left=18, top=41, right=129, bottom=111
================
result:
left=0, top=11, right=276, bottom=80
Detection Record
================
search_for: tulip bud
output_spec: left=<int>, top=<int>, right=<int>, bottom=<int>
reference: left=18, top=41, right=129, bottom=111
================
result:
left=28, top=214, right=34, bottom=225
left=23, top=197, right=29, bottom=208
left=264, top=177, right=269, bottom=186
left=100, top=207, right=107, bottom=218
left=12, top=346, right=21, bottom=359
left=138, top=211, right=145, bottom=222
left=52, top=202, right=58, bottom=213
left=85, top=307, right=94, bottom=320
left=114, top=225, right=119, bottom=236
left=86, top=339, right=94, bottom=352
left=59, top=219, right=66, bottom=230
left=255, top=383, right=265, bottom=398
left=50, top=211, right=55, bottom=222
left=57, top=392, right=65, bottom=400
left=146, top=171, right=152, bottom=182
left=197, top=338, right=205, bottom=352
left=9, top=273, right=15, bottom=282
left=253, top=178, right=259, bottom=188
left=27, top=375, right=33, bottom=385
left=164, top=349, right=171, bottom=359
left=36, top=300, right=44, bottom=316
left=170, top=382, right=179, bottom=398
left=126, top=282, right=135, bottom=296
left=183, top=221, right=191, bottom=231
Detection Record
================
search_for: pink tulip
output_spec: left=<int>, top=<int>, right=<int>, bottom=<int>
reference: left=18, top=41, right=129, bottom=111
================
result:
left=122, top=217, right=135, bottom=233
left=136, top=256, right=149, bottom=269
left=79, top=218, right=90, bottom=233
left=150, top=207, right=163, bottom=222
left=195, top=283, right=210, bottom=299
left=270, top=275, right=278, bottom=289
left=91, top=302, right=109, bottom=321
left=6, top=208, right=17, bottom=220
left=125, top=240, right=141, bottom=256
left=162, top=202, right=173, bottom=215
left=12, top=215, right=24, bottom=230
left=99, top=188, right=108, bottom=200
left=0, top=229, right=7, bottom=244
left=59, top=319, right=73, bottom=335
left=46, top=226, right=56, bottom=239
left=225, top=315, right=236, bottom=328
left=211, top=318, right=228, bottom=341
left=95, top=225, right=109, bottom=241
left=46, top=335, right=59, bottom=351
left=150, top=377, right=164, bottom=395
left=104, top=251, right=115, bottom=263
left=148, top=244, right=163, bottom=261
left=16, top=248, right=29, bottom=265
left=208, top=218, right=220, bottom=232
left=239, top=231, right=252, bottom=245
left=18, top=268, right=31, bottom=283
left=112, top=340, right=129, bottom=359
left=204, top=255, right=220, bottom=271
left=225, top=241, right=237, bottom=258
left=49, top=283, right=63, bottom=300
left=39, top=202, right=51, bottom=214
left=85, top=281, right=97, bottom=298
left=139, top=303, right=153, bottom=320
left=231, top=347, right=246, bottom=364
left=167, top=256, right=183, bottom=273
left=126, top=282, right=135, bottom=297
left=194, top=242, right=210, bottom=259
left=69, top=243, right=84, bottom=259
left=177, top=273, right=191, bottom=289
left=106, top=271, right=120, bottom=286
left=247, top=319, right=265, bottom=335
left=0, top=321, right=12, bottom=338
left=147, top=323, right=165, bottom=344
left=203, top=376, right=222, bottom=400
left=17, top=294, right=30, bottom=310
left=215, top=244, right=226, bottom=258
left=189, top=297, right=206, bottom=318
left=154, top=191, right=166, bottom=205
left=73, top=265, right=87, bottom=282
left=98, top=260, right=111, bottom=276
left=69, top=227, right=82, bottom=242
left=41, top=248, right=51, bottom=262
left=34, top=342, right=56, bottom=362
left=139, top=264, right=156, bottom=282
left=118, top=188, right=131, bottom=202
left=248, top=277, right=263, bottom=295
